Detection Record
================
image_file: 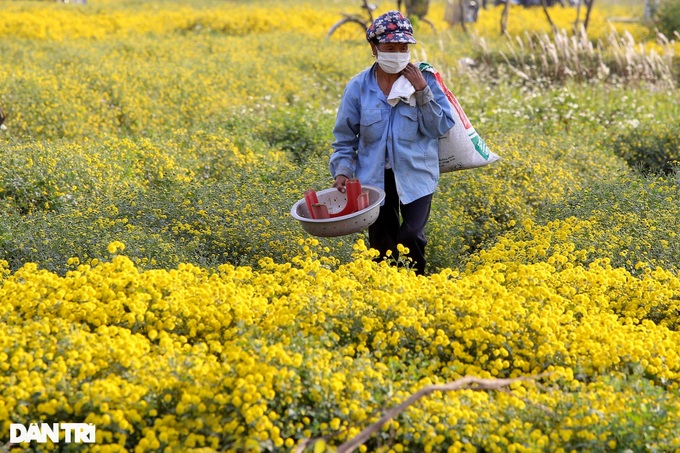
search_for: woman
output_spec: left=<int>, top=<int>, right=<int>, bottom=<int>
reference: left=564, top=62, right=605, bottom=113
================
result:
left=330, top=10, right=455, bottom=275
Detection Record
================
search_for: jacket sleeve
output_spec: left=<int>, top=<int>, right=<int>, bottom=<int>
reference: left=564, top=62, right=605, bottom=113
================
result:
left=330, top=84, right=361, bottom=179
left=414, top=72, right=455, bottom=139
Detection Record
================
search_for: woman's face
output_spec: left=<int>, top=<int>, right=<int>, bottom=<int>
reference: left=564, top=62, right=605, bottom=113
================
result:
left=372, top=42, right=410, bottom=55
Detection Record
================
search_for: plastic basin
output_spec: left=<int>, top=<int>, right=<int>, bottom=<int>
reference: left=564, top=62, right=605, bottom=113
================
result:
left=290, top=185, right=386, bottom=237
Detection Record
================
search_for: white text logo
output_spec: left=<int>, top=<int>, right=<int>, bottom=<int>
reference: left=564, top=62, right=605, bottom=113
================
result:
left=10, top=423, right=96, bottom=444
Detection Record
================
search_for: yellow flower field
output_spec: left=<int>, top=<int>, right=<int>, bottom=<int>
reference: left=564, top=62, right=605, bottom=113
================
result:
left=2, top=238, right=680, bottom=451
left=0, top=0, right=679, bottom=451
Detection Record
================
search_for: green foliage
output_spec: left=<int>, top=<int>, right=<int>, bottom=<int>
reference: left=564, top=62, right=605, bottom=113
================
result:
left=656, top=0, right=680, bottom=37
left=428, top=131, right=628, bottom=271
left=0, top=136, right=363, bottom=275
left=0, top=140, right=98, bottom=215
left=532, top=171, right=680, bottom=275
left=609, top=119, right=680, bottom=175
left=261, top=105, right=335, bottom=164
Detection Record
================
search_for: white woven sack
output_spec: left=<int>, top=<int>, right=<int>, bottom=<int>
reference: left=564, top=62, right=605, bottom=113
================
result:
left=420, top=63, right=500, bottom=173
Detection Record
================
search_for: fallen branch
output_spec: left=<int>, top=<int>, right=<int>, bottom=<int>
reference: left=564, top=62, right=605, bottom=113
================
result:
left=336, top=374, right=545, bottom=453
left=294, top=438, right=319, bottom=453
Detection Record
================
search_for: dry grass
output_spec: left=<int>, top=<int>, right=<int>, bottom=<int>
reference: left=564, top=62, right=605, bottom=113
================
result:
left=473, top=26, right=676, bottom=87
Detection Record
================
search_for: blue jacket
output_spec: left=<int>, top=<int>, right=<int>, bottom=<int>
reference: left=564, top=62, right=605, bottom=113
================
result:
left=330, top=63, right=455, bottom=204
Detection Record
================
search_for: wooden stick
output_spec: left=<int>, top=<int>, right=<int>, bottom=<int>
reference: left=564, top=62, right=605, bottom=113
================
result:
left=336, top=374, right=544, bottom=453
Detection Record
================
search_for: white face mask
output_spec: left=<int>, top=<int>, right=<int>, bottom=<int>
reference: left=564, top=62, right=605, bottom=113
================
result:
left=376, top=50, right=411, bottom=74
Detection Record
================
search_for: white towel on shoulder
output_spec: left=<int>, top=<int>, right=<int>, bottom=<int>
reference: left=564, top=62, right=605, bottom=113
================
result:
left=386, top=75, right=416, bottom=107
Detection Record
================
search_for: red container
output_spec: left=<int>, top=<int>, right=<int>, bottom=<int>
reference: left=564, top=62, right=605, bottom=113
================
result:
left=304, top=189, right=320, bottom=219
left=357, top=190, right=370, bottom=211
left=330, top=178, right=362, bottom=218
left=311, top=203, right=330, bottom=219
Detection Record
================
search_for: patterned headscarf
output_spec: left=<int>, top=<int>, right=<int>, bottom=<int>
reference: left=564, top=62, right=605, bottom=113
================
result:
left=366, top=10, right=417, bottom=44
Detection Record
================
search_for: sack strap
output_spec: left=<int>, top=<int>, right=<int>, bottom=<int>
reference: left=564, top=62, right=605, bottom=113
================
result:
left=418, top=62, right=471, bottom=129
left=418, top=61, right=436, bottom=73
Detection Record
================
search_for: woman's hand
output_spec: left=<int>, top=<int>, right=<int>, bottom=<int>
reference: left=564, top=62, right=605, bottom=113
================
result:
left=401, top=63, right=427, bottom=92
left=333, top=175, right=349, bottom=193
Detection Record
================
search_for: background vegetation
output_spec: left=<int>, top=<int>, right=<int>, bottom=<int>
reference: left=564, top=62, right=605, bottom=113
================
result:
left=0, top=0, right=679, bottom=451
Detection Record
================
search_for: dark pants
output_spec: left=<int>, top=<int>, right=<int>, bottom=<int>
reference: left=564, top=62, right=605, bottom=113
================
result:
left=368, top=169, right=432, bottom=275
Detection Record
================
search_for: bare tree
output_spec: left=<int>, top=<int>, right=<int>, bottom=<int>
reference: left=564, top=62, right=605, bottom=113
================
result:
left=583, top=0, right=595, bottom=31
left=501, top=0, right=510, bottom=35
left=540, top=0, right=558, bottom=34
left=644, top=0, right=660, bottom=20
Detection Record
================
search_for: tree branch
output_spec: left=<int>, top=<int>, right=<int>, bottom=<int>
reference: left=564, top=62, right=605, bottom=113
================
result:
left=336, top=374, right=546, bottom=453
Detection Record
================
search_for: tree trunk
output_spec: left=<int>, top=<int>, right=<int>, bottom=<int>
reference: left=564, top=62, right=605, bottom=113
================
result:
left=403, top=0, right=430, bottom=18
left=583, top=0, right=594, bottom=31
left=501, top=0, right=510, bottom=35
left=644, top=0, right=660, bottom=20
left=445, top=0, right=457, bottom=24
left=445, top=0, right=467, bottom=31
left=574, top=0, right=582, bottom=31
left=540, top=0, right=557, bottom=34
